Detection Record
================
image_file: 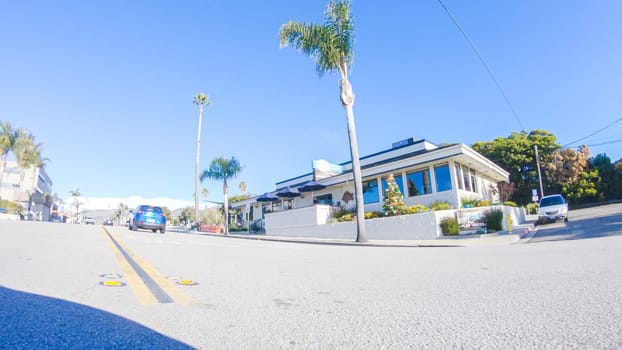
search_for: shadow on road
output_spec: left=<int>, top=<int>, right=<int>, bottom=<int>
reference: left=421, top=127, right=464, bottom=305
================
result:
left=0, top=285, right=194, bottom=349
left=530, top=211, right=622, bottom=243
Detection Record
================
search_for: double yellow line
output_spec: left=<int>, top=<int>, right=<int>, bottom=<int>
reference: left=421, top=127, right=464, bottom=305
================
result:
left=101, top=227, right=195, bottom=306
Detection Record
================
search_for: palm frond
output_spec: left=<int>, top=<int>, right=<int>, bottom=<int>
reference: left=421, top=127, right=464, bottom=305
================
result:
left=200, top=156, right=242, bottom=182
left=279, top=0, right=354, bottom=77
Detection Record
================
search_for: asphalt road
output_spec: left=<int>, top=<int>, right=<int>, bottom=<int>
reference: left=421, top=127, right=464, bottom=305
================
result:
left=1, top=205, right=621, bottom=349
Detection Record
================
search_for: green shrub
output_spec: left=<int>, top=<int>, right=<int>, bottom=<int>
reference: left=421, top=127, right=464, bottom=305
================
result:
left=229, top=224, right=248, bottom=232
left=338, top=213, right=354, bottom=222
left=365, top=211, right=383, bottom=219
left=525, top=202, right=538, bottom=214
left=503, top=201, right=518, bottom=207
left=406, top=204, right=428, bottom=214
left=430, top=201, right=451, bottom=211
left=440, top=217, right=459, bottom=235
left=461, top=197, right=478, bottom=208
left=485, top=208, right=504, bottom=232
left=249, top=222, right=261, bottom=232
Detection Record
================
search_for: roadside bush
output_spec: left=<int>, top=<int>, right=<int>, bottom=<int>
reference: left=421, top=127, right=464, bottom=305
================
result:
left=338, top=213, right=354, bottom=222
left=229, top=224, right=248, bottom=232
left=406, top=204, right=428, bottom=214
left=485, top=208, right=504, bottom=232
left=430, top=201, right=451, bottom=211
left=503, top=201, right=518, bottom=207
left=524, top=202, right=538, bottom=214
left=440, top=217, right=459, bottom=235
left=365, top=211, right=383, bottom=219
left=249, top=222, right=261, bottom=232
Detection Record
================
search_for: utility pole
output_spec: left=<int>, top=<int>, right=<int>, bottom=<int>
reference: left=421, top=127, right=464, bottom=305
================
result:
left=534, top=145, right=544, bottom=199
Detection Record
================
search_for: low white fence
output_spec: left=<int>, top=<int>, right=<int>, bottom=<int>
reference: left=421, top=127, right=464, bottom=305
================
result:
left=265, top=205, right=526, bottom=240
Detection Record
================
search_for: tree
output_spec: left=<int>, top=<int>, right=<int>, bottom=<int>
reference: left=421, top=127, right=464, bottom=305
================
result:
left=562, top=169, right=602, bottom=204
left=545, top=146, right=603, bottom=204
left=0, top=121, right=17, bottom=193
left=280, top=0, right=367, bottom=242
left=193, top=93, right=212, bottom=225
left=545, top=145, right=590, bottom=193
left=239, top=181, right=247, bottom=194
left=383, top=174, right=407, bottom=216
left=200, top=156, right=242, bottom=236
left=472, top=129, right=560, bottom=204
left=591, top=153, right=622, bottom=201
left=68, top=188, right=82, bottom=222
left=13, top=130, right=47, bottom=193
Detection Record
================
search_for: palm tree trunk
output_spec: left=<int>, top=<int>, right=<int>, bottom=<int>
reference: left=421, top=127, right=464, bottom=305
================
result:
left=340, top=78, right=367, bottom=242
left=223, top=178, right=229, bottom=236
left=0, top=155, right=6, bottom=199
left=195, top=105, right=204, bottom=223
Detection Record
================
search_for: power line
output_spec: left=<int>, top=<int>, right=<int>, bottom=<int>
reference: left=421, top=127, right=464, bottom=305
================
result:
left=437, top=0, right=526, bottom=131
left=585, top=139, right=622, bottom=147
left=562, top=116, right=622, bottom=147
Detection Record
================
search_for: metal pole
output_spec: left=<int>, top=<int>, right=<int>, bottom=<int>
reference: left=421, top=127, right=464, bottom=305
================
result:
left=535, top=145, right=544, bottom=198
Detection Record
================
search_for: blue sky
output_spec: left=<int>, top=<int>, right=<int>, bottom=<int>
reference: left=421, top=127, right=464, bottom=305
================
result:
left=2, top=1, right=621, bottom=204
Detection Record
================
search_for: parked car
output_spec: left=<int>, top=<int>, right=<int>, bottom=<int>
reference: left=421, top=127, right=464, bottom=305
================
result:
left=537, top=194, right=569, bottom=224
left=128, top=205, right=166, bottom=233
left=85, top=216, right=95, bottom=225
left=103, top=217, right=114, bottom=226
left=50, top=215, right=63, bottom=223
left=0, top=208, right=8, bottom=214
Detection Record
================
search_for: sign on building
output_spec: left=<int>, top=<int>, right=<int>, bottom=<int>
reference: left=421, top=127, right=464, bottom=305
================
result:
left=312, top=160, right=343, bottom=180
left=457, top=208, right=487, bottom=234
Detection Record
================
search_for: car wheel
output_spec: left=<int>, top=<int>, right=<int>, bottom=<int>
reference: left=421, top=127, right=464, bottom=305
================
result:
left=160, top=228, right=166, bottom=234
left=564, top=217, right=568, bottom=222
left=152, top=229, right=157, bottom=233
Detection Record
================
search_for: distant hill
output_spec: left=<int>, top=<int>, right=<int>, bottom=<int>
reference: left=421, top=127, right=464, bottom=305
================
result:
left=61, top=195, right=216, bottom=211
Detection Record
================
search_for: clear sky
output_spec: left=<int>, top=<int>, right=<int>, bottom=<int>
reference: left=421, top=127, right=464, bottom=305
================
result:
left=2, top=1, right=621, bottom=204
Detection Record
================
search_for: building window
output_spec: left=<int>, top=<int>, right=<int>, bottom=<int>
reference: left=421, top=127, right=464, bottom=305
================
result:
left=406, top=169, right=431, bottom=197
left=362, top=179, right=379, bottom=204
left=314, top=194, right=333, bottom=205
left=470, top=169, right=478, bottom=193
left=381, top=174, right=404, bottom=199
left=462, top=166, right=472, bottom=192
left=434, top=164, right=452, bottom=192
left=455, top=164, right=464, bottom=190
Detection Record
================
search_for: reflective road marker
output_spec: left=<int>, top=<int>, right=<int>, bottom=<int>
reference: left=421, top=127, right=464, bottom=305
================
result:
left=101, top=227, right=195, bottom=306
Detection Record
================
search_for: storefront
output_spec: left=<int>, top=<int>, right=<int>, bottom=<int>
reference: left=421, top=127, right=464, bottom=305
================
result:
left=232, top=138, right=510, bottom=234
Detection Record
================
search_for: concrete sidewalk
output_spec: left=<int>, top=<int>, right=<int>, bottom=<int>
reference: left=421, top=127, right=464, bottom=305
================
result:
left=170, top=224, right=534, bottom=248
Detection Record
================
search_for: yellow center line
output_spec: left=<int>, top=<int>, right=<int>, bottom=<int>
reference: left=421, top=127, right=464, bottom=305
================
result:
left=101, top=227, right=156, bottom=305
left=101, top=227, right=196, bottom=307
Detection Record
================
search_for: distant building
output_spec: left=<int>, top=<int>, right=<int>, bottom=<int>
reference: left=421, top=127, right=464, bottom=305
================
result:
left=0, top=161, right=53, bottom=220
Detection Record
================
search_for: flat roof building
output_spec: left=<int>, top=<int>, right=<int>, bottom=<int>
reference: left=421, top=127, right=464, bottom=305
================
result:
left=231, top=138, right=510, bottom=235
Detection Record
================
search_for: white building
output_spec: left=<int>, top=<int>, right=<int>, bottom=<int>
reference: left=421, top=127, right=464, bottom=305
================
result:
left=232, top=138, right=511, bottom=238
left=0, top=161, right=53, bottom=220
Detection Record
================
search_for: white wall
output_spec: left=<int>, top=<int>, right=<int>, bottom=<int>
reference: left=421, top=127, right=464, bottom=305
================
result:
left=265, top=206, right=524, bottom=240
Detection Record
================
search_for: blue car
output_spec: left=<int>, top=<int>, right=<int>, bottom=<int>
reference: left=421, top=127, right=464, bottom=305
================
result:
left=128, top=205, right=166, bottom=233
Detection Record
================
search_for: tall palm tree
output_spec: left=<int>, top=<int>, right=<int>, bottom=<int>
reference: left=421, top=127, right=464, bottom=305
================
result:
left=239, top=181, right=247, bottom=194
left=68, top=188, right=82, bottom=223
left=280, top=0, right=367, bottom=242
left=193, top=93, right=212, bottom=224
left=200, top=156, right=242, bottom=236
left=0, top=121, right=17, bottom=194
left=14, top=130, right=47, bottom=192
